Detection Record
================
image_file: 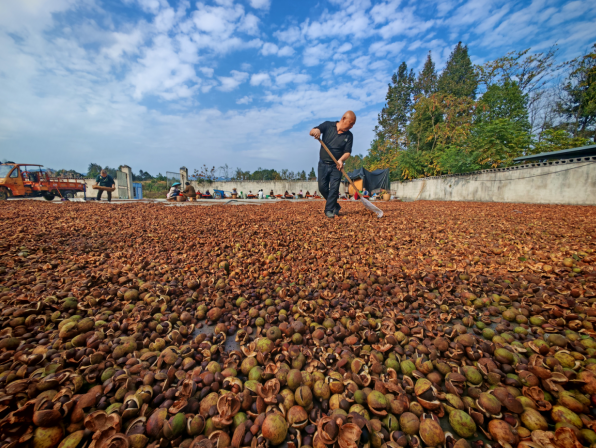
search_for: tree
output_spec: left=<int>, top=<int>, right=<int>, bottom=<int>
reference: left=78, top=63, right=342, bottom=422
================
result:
left=250, top=168, right=280, bottom=181
left=375, top=62, right=416, bottom=148
left=556, top=44, right=596, bottom=141
left=530, top=129, right=590, bottom=155
left=87, top=163, right=102, bottom=177
left=344, top=154, right=364, bottom=173
left=308, top=167, right=316, bottom=180
left=439, top=118, right=531, bottom=173
left=437, top=42, right=478, bottom=99
left=299, top=170, right=307, bottom=181
left=191, top=165, right=217, bottom=183
left=218, top=164, right=231, bottom=179
left=477, top=80, right=530, bottom=132
left=416, top=52, right=438, bottom=96
left=476, top=46, right=560, bottom=131
left=233, top=168, right=251, bottom=180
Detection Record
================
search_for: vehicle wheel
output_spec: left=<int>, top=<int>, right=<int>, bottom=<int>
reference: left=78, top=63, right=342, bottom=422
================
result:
left=0, top=191, right=7, bottom=201
left=43, top=193, right=55, bottom=201
left=64, top=191, right=74, bottom=199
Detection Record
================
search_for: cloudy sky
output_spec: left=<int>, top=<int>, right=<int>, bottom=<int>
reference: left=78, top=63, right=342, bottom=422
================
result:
left=1, top=0, right=595, bottom=176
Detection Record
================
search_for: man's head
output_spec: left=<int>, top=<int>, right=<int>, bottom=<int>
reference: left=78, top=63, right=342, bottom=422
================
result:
left=100, top=169, right=107, bottom=177
left=185, top=182, right=190, bottom=186
left=338, top=110, right=356, bottom=132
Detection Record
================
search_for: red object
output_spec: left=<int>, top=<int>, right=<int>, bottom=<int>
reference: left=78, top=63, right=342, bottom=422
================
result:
left=354, top=191, right=359, bottom=200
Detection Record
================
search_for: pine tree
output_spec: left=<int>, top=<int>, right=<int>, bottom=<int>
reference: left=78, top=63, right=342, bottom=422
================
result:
left=375, top=62, right=416, bottom=148
left=438, top=42, right=478, bottom=99
left=308, top=167, right=316, bottom=180
left=416, top=52, right=438, bottom=97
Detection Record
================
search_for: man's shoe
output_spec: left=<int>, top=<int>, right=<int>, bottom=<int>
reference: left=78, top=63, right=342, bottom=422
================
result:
left=334, top=205, right=341, bottom=215
left=325, top=211, right=335, bottom=219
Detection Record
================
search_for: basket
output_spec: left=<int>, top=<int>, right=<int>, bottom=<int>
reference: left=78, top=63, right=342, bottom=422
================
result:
left=176, top=195, right=187, bottom=202
left=382, top=193, right=391, bottom=201
left=93, top=185, right=115, bottom=192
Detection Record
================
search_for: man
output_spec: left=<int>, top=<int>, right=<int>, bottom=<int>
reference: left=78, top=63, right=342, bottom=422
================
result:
left=309, top=111, right=356, bottom=218
left=182, top=182, right=196, bottom=201
left=95, top=169, right=115, bottom=202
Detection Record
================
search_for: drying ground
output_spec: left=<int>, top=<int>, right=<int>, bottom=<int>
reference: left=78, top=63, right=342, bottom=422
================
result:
left=1, top=200, right=596, bottom=448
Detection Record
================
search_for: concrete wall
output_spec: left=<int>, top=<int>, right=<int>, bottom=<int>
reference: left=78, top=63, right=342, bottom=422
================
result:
left=390, top=157, right=596, bottom=205
left=190, top=180, right=322, bottom=196
left=77, top=178, right=123, bottom=198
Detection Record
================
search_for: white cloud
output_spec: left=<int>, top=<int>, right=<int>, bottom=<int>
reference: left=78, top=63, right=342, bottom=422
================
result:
left=236, top=95, right=253, bottom=104
left=277, top=45, right=295, bottom=57
left=337, top=43, right=353, bottom=53
left=275, top=72, right=310, bottom=86
left=129, top=34, right=200, bottom=100
left=218, top=70, right=249, bottom=91
left=303, top=43, right=330, bottom=66
left=369, top=40, right=405, bottom=57
left=249, top=0, right=271, bottom=10
left=250, top=73, right=271, bottom=86
left=261, top=42, right=279, bottom=55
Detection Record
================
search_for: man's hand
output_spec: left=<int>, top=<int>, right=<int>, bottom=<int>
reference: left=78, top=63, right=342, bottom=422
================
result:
left=310, top=128, right=321, bottom=139
left=336, top=160, right=344, bottom=171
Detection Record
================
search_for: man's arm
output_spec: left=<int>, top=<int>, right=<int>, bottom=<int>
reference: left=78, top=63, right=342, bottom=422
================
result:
left=336, top=153, right=350, bottom=171
left=309, top=122, right=327, bottom=140
left=336, top=135, right=353, bottom=170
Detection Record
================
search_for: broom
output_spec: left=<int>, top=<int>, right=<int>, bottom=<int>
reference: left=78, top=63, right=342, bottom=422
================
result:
left=317, top=139, right=383, bottom=218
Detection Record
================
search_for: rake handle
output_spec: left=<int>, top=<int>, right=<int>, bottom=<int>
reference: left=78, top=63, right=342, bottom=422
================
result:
left=317, top=138, right=362, bottom=196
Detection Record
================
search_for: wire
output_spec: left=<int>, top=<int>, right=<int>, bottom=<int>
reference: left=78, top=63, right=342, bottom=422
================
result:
left=467, top=161, right=596, bottom=182
left=412, top=161, right=596, bottom=183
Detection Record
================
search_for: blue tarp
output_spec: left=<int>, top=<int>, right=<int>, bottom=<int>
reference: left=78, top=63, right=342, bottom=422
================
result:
left=343, top=168, right=390, bottom=192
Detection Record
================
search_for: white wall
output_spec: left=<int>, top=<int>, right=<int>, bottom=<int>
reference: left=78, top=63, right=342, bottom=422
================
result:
left=390, top=157, right=596, bottom=206
left=191, top=180, right=321, bottom=196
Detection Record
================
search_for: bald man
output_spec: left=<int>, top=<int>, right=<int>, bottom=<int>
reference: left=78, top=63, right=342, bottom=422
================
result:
left=309, top=111, right=356, bottom=218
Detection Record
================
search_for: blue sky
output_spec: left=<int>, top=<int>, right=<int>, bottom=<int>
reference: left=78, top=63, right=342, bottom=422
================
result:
left=1, top=0, right=595, bottom=176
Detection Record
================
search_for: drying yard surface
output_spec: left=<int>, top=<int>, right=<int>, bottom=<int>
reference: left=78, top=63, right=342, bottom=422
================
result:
left=1, top=200, right=596, bottom=448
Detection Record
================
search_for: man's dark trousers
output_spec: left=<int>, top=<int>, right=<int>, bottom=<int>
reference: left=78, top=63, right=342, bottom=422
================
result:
left=96, top=190, right=112, bottom=202
left=318, top=160, right=342, bottom=214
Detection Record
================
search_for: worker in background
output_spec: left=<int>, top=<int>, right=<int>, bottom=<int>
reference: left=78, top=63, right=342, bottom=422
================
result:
left=182, top=182, right=196, bottom=201
left=309, top=111, right=356, bottom=218
left=95, top=169, right=115, bottom=203
left=167, top=182, right=181, bottom=200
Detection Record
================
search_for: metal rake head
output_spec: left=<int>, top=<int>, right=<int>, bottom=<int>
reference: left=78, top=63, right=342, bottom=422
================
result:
left=360, top=197, right=383, bottom=218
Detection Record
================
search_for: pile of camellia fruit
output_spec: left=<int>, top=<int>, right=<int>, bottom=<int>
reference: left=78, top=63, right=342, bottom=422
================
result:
left=1, top=200, right=595, bottom=448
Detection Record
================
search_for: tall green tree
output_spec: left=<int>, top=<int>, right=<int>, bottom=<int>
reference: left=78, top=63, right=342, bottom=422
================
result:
left=87, top=163, right=102, bottom=177
left=308, top=167, right=316, bottom=180
left=477, top=80, right=530, bottom=131
left=416, top=52, right=438, bottom=96
left=375, top=62, right=416, bottom=148
left=556, top=44, right=596, bottom=141
left=438, top=42, right=478, bottom=99
left=476, top=46, right=559, bottom=131
left=344, top=154, right=365, bottom=173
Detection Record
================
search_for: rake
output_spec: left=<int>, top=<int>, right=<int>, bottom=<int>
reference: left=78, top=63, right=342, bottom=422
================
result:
left=318, top=138, right=383, bottom=218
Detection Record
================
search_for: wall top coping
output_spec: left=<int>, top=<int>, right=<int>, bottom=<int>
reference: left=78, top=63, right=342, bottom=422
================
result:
left=395, top=156, right=596, bottom=183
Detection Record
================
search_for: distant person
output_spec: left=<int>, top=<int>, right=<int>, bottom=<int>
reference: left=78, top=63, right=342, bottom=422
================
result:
left=258, top=189, right=263, bottom=199
left=182, top=182, right=196, bottom=201
left=298, top=189, right=304, bottom=198
left=167, top=182, right=181, bottom=200
left=362, top=189, right=369, bottom=198
left=202, top=189, right=213, bottom=198
left=95, top=169, right=115, bottom=202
